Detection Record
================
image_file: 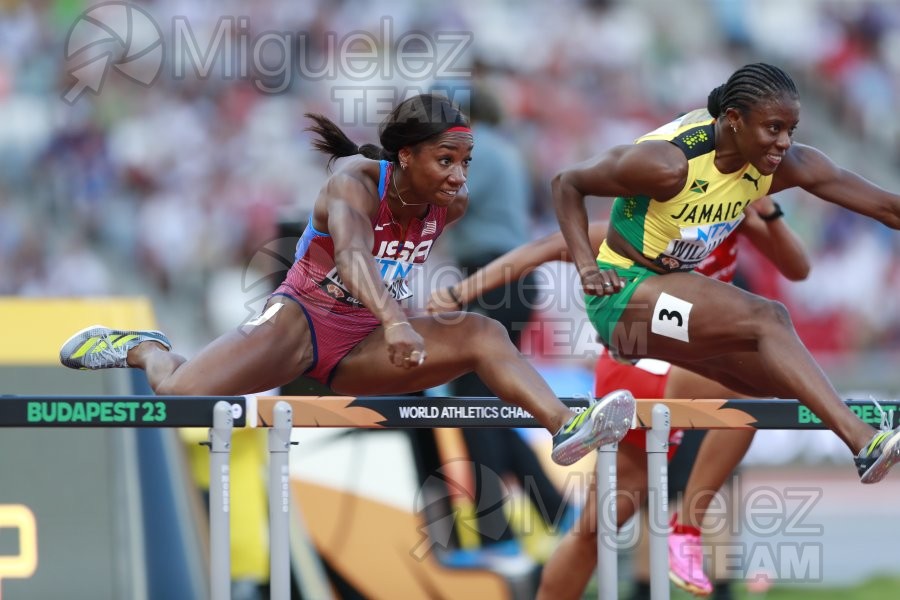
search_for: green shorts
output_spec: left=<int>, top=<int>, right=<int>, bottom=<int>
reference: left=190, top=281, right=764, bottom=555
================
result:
left=584, top=261, right=657, bottom=347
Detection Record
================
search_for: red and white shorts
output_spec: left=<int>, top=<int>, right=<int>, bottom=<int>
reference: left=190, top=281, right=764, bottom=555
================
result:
left=594, top=353, right=683, bottom=460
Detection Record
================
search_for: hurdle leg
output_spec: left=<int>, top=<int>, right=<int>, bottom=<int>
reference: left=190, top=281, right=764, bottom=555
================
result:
left=268, top=401, right=294, bottom=600
left=646, top=404, right=671, bottom=600
left=207, top=401, right=235, bottom=600
left=596, top=442, right=619, bottom=600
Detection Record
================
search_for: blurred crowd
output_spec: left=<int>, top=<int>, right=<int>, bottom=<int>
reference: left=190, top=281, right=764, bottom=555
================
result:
left=3, top=0, right=900, bottom=363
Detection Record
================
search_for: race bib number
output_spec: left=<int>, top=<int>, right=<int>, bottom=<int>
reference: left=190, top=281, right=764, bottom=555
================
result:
left=651, top=292, right=692, bottom=342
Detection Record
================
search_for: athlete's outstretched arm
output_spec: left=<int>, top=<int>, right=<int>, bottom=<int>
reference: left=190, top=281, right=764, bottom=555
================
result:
left=739, top=195, right=811, bottom=281
left=773, top=143, right=900, bottom=228
left=322, top=173, right=425, bottom=368
left=427, top=222, right=609, bottom=313
left=551, top=142, right=687, bottom=296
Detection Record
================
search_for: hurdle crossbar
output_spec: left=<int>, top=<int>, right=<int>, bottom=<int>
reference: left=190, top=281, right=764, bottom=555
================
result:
left=0, top=395, right=246, bottom=427
left=3, top=395, right=892, bottom=430
left=4, top=394, right=892, bottom=600
left=250, top=396, right=896, bottom=430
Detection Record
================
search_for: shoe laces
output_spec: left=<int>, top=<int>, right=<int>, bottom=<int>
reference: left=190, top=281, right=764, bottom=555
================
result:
left=559, top=392, right=597, bottom=432
left=870, top=396, right=894, bottom=433
left=84, top=332, right=126, bottom=368
left=574, top=391, right=597, bottom=408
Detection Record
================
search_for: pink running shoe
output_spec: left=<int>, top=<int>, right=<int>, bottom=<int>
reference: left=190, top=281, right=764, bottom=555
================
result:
left=668, top=517, right=712, bottom=597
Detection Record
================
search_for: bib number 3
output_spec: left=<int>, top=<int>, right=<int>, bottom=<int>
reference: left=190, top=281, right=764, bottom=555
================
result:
left=651, top=292, right=692, bottom=342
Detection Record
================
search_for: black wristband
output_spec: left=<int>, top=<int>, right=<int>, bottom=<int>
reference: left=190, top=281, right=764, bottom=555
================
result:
left=759, top=202, right=784, bottom=222
left=447, top=286, right=463, bottom=308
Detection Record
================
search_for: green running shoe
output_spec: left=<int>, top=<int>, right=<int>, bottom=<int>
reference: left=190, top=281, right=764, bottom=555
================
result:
left=59, top=325, right=171, bottom=370
left=551, top=389, right=635, bottom=466
left=856, top=425, right=900, bottom=484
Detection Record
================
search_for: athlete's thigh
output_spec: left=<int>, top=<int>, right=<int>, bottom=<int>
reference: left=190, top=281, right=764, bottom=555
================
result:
left=166, top=298, right=314, bottom=395
left=612, top=272, right=765, bottom=362
left=330, top=312, right=495, bottom=395
left=664, top=365, right=737, bottom=398
left=673, top=351, right=779, bottom=398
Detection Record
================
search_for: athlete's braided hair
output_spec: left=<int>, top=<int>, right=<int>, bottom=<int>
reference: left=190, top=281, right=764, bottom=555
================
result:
left=707, top=63, right=798, bottom=118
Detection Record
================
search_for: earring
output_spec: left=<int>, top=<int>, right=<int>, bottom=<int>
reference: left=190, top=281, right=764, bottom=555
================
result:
left=731, top=124, right=738, bottom=133
left=400, top=161, right=408, bottom=170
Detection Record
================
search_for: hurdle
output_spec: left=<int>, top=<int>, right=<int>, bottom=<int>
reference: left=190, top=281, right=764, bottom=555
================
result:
left=0, top=396, right=245, bottom=600
left=250, top=395, right=896, bottom=600
left=2, top=395, right=893, bottom=600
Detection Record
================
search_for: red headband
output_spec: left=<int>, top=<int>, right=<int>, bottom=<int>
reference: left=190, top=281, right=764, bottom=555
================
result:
left=445, top=126, right=472, bottom=134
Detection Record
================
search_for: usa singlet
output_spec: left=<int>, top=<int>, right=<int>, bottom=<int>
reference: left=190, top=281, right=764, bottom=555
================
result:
left=597, top=109, right=772, bottom=272
left=283, top=160, right=447, bottom=313
left=273, top=160, right=448, bottom=384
